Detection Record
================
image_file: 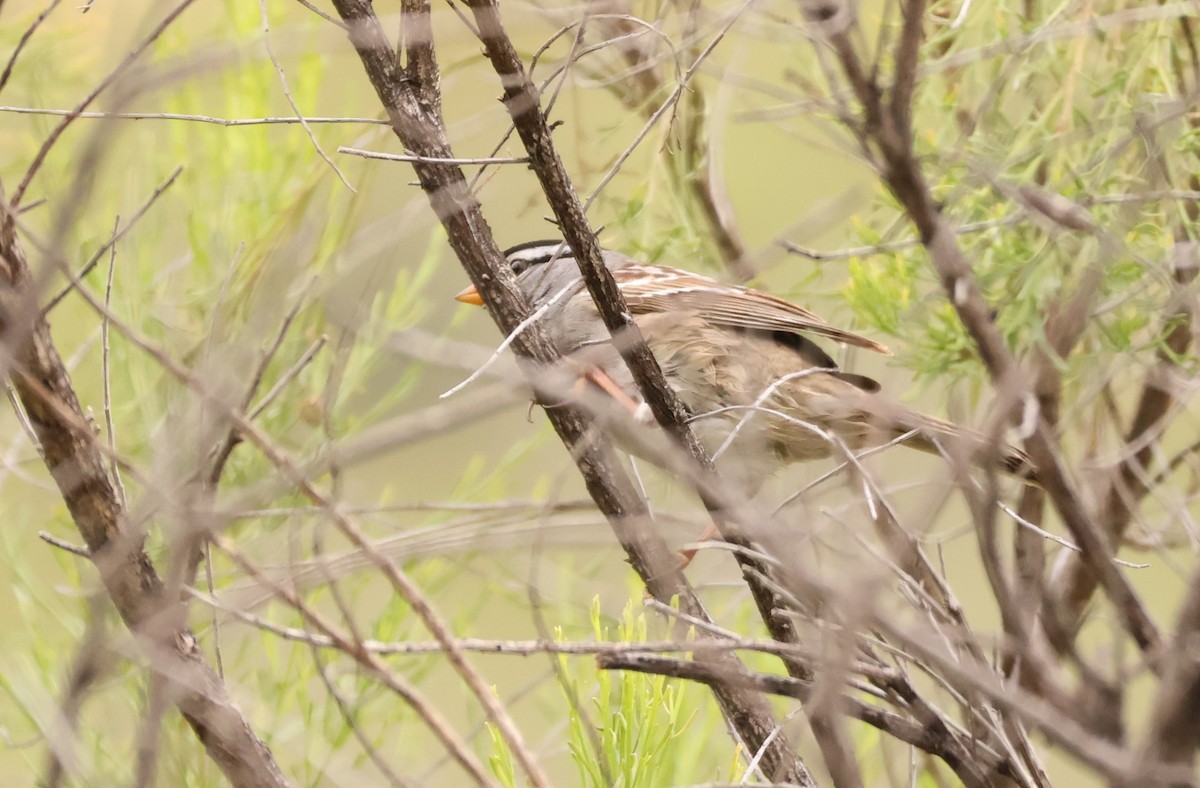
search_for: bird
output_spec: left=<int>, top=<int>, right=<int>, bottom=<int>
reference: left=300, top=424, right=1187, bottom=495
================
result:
left=455, top=239, right=1035, bottom=492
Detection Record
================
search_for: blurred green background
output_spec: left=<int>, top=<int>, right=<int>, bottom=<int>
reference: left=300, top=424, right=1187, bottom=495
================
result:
left=1, top=0, right=1197, bottom=784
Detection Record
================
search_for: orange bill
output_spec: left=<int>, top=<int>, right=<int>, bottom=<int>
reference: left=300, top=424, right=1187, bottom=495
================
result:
left=454, top=284, right=484, bottom=306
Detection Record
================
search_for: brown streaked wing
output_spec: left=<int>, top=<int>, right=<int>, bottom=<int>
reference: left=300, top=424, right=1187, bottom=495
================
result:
left=614, top=264, right=891, bottom=354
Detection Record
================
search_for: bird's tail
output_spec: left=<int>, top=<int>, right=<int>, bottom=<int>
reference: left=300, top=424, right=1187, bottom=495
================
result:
left=890, top=408, right=1038, bottom=483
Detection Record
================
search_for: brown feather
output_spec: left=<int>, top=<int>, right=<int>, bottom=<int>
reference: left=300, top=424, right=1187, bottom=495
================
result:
left=614, top=264, right=891, bottom=355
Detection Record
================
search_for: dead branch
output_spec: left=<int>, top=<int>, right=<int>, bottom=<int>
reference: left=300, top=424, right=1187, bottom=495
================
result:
left=0, top=0, right=65, bottom=96
left=463, top=0, right=825, bottom=682
left=0, top=187, right=287, bottom=786
left=326, top=0, right=816, bottom=782
left=1051, top=231, right=1199, bottom=634
left=1127, top=561, right=1200, bottom=782
left=595, top=651, right=1017, bottom=780
left=810, top=0, right=1163, bottom=660
left=11, top=0, right=199, bottom=208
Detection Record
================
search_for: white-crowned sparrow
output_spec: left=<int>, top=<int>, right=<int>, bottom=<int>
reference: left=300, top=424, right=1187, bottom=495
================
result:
left=456, top=240, right=1034, bottom=490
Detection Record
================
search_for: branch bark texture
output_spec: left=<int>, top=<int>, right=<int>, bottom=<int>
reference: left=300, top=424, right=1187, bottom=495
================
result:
left=0, top=190, right=287, bottom=788
left=328, top=2, right=813, bottom=782
left=461, top=0, right=824, bottom=705
left=811, top=0, right=1161, bottom=658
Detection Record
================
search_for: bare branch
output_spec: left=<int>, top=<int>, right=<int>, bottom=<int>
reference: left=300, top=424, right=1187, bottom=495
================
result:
left=258, top=0, right=356, bottom=191
left=0, top=0, right=64, bottom=95
left=42, top=165, right=183, bottom=314
left=12, top=0, right=199, bottom=207
left=596, top=651, right=1018, bottom=781
left=0, top=185, right=287, bottom=785
left=211, top=536, right=494, bottom=786
left=0, top=106, right=387, bottom=125
left=1129, top=564, right=1200, bottom=781
left=338, top=145, right=529, bottom=165
left=327, top=0, right=815, bottom=781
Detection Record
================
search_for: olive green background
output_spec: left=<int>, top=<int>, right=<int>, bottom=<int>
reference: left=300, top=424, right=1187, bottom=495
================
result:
left=1, top=0, right=1194, bottom=784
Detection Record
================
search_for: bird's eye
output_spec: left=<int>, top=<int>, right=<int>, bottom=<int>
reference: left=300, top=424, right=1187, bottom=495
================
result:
left=505, top=242, right=566, bottom=275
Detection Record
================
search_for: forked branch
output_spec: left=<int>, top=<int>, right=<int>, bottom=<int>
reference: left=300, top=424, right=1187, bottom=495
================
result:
left=0, top=189, right=287, bottom=788
left=327, top=0, right=813, bottom=782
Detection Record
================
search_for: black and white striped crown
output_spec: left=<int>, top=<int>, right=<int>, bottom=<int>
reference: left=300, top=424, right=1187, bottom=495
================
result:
left=503, top=240, right=574, bottom=274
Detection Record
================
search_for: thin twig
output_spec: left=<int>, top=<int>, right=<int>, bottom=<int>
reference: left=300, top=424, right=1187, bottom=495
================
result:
left=0, top=0, right=65, bottom=95
left=339, top=145, right=529, bottom=165
left=12, top=0, right=199, bottom=207
left=246, top=334, right=327, bottom=420
left=290, top=0, right=348, bottom=28
left=211, top=536, right=495, bottom=786
left=0, top=106, right=386, bottom=125
left=781, top=214, right=1024, bottom=261
left=310, top=645, right=412, bottom=786
left=100, top=216, right=125, bottom=508
left=39, top=531, right=91, bottom=558
left=259, top=0, right=356, bottom=191
left=42, top=166, right=183, bottom=314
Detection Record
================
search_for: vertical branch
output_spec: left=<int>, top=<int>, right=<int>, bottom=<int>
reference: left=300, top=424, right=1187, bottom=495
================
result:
left=597, top=1, right=753, bottom=279
left=889, top=0, right=927, bottom=143
left=327, top=1, right=814, bottom=782
left=674, top=6, right=753, bottom=281
left=459, top=0, right=813, bottom=651
left=1050, top=217, right=1199, bottom=632
left=399, top=0, right=441, bottom=114
left=806, top=0, right=1162, bottom=658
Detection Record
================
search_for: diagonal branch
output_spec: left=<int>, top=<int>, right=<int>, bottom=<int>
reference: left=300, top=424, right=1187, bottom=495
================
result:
left=810, top=0, right=1162, bottom=661
left=0, top=0, right=65, bottom=96
left=596, top=651, right=1017, bottom=780
left=328, top=0, right=813, bottom=783
left=11, top=0, right=199, bottom=208
left=464, top=0, right=711, bottom=468
left=1128, top=561, right=1200, bottom=780
left=0, top=188, right=288, bottom=788
left=1050, top=221, right=1199, bottom=633
left=461, top=0, right=816, bottom=675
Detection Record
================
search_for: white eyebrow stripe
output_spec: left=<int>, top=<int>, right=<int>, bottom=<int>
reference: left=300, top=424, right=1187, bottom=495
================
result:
left=505, top=243, right=575, bottom=267
left=508, top=250, right=555, bottom=265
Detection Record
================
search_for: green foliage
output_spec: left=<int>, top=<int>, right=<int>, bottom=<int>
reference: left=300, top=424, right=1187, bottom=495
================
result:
left=482, top=596, right=729, bottom=787
left=837, top=0, right=1195, bottom=402
left=844, top=251, right=916, bottom=337
left=568, top=598, right=702, bottom=787
left=487, top=721, right=520, bottom=787
left=4, top=0, right=1196, bottom=784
